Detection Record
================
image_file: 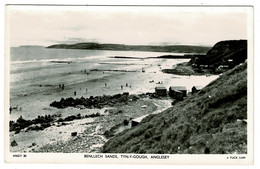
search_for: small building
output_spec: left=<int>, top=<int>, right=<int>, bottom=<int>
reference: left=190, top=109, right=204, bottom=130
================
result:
left=155, top=86, right=167, bottom=96
left=172, top=90, right=184, bottom=100
left=131, top=114, right=149, bottom=127
left=169, top=86, right=187, bottom=100
left=131, top=119, right=141, bottom=127
left=192, top=86, right=203, bottom=95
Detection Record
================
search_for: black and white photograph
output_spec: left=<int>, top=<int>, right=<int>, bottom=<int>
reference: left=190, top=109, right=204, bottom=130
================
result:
left=3, top=4, right=254, bottom=165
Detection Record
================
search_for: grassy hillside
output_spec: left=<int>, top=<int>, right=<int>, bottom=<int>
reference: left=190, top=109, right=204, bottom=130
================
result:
left=102, top=62, right=247, bottom=154
left=47, top=42, right=211, bottom=53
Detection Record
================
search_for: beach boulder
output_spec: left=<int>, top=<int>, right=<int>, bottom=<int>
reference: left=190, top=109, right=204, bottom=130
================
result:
left=123, top=119, right=129, bottom=126
left=71, top=132, right=77, bottom=137
left=11, top=140, right=18, bottom=147
left=64, top=115, right=77, bottom=122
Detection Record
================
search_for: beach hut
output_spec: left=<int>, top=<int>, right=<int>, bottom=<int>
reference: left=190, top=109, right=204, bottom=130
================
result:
left=169, top=86, right=187, bottom=100
left=155, top=87, right=167, bottom=96
left=131, top=119, right=140, bottom=127
left=192, top=86, right=203, bottom=95
left=130, top=114, right=149, bottom=127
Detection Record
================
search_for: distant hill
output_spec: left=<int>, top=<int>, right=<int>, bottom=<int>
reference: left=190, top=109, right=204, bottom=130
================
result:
left=102, top=61, right=247, bottom=154
left=46, top=42, right=211, bottom=53
left=19, top=45, right=45, bottom=48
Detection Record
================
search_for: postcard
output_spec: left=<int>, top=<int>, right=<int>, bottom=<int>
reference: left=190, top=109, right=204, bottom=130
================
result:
left=4, top=5, right=254, bottom=164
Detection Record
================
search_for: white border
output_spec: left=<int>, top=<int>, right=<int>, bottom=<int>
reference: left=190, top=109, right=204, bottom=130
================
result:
left=1, top=0, right=259, bottom=168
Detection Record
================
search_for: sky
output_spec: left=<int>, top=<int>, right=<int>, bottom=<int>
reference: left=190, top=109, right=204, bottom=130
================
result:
left=6, top=6, right=251, bottom=47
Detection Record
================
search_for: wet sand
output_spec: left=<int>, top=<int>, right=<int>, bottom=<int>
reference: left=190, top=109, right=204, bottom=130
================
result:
left=9, top=57, right=218, bottom=152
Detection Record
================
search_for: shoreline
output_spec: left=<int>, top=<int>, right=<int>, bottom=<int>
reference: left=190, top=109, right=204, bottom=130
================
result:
left=162, top=62, right=215, bottom=76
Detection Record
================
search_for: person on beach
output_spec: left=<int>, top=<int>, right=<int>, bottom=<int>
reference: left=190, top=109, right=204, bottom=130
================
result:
left=62, top=84, right=65, bottom=90
left=105, top=83, right=107, bottom=87
left=126, top=83, right=128, bottom=87
left=121, top=85, right=123, bottom=90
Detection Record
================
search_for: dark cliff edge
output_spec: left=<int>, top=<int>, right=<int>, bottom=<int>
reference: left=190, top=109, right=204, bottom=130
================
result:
left=189, top=40, right=247, bottom=71
left=46, top=42, right=211, bottom=53
left=102, top=61, right=247, bottom=154
left=162, top=40, right=247, bottom=75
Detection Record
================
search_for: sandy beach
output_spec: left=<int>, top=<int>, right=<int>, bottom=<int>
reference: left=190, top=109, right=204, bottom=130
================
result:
left=9, top=48, right=218, bottom=153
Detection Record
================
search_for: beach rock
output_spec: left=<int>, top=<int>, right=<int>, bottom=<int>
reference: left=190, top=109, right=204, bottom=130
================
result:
left=95, top=104, right=102, bottom=109
left=11, top=140, right=18, bottom=147
left=112, top=94, right=122, bottom=99
left=41, top=122, right=51, bottom=129
left=130, top=95, right=139, bottom=101
left=50, top=92, right=143, bottom=110
left=76, top=113, right=81, bottom=119
left=118, top=95, right=128, bottom=102
left=26, top=124, right=44, bottom=131
left=76, top=105, right=85, bottom=109
left=14, top=130, right=20, bottom=134
left=57, top=118, right=64, bottom=122
left=63, top=115, right=77, bottom=122
left=123, top=119, right=129, bottom=125
left=71, top=132, right=77, bottom=137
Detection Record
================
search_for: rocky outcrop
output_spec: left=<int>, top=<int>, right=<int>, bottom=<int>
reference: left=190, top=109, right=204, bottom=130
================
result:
left=161, top=40, right=248, bottom=75
left=9, top=115, right=58, bottom=133
left=9, top=112, right=104, bottom=134
left=50, top=92, right=161, bottom=110
left=50, top=93, right=133, bottom=109
left=11, top=140, right=18, bottom=147
left=190, top=40, right=247, bottom=70
left=206, top=40, right=247, bottom=58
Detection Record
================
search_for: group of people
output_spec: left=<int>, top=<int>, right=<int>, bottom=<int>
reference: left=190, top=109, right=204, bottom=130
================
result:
left=104, top=83, right=132, bottom=90
left=59, top=84, right=65, bottom=90
left=81, top=69, right=89, bottom=76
